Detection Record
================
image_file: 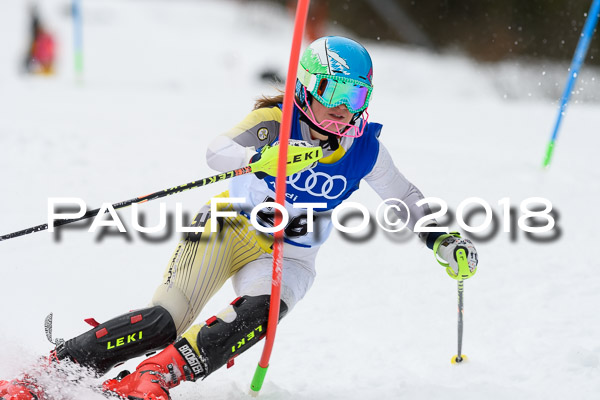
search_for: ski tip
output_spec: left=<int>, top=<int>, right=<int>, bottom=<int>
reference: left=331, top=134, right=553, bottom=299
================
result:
left=451, top=354, right=468, bottom=364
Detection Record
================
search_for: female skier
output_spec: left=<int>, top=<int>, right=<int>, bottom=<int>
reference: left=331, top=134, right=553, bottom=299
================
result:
left=0, top=36, right=478, bottom=400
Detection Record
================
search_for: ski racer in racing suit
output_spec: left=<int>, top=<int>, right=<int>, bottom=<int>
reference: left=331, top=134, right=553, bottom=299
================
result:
left=0, top=36, right=479, bottom=400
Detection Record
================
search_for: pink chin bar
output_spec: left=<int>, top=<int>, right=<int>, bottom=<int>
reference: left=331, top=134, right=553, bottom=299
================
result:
left=294, top=87, right=368, bottom=138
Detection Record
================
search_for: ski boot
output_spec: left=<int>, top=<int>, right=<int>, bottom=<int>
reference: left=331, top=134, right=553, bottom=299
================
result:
left=0, top=376, right=46, bottom=400
left=53, top=306, right=177, bottom=377
left=103, top=294, right=288, bottom=400
left=102, top=339, right=202, bottom=400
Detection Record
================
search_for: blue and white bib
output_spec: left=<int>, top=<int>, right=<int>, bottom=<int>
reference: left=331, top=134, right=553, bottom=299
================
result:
left=230, top=106, right=382, bottom=247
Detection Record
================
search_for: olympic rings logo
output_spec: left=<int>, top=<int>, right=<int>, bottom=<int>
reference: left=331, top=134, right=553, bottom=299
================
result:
left=288, top=169, right=347, bottom=200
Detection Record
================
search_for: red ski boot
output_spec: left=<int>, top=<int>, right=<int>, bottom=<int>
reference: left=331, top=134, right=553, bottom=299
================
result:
left=102, top=339, right=203, bottom=400
left=0, top=376, right=46, bottom=400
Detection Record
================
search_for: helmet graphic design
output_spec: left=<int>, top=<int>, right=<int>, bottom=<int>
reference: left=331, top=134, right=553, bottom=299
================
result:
left=299, top=36, right=373, bottom=84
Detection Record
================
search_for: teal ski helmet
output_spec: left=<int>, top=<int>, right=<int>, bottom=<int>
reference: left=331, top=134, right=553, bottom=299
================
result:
left=295, top=36, right=373, bottom=140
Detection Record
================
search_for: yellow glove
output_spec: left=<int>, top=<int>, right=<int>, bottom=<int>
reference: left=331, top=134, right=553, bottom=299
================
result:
left=250, top=140, right=322, bottom=178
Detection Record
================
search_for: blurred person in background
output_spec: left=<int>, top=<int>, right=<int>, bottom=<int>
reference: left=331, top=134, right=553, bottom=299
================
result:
left=24, top=5, right=56, bottom=75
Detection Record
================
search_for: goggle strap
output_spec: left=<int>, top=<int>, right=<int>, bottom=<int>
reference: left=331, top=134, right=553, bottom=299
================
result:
left=297, top=66, right=317, bottom=92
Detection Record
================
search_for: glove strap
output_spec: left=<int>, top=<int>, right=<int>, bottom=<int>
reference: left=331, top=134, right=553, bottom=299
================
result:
left=432, top=231, right=462, bottom=268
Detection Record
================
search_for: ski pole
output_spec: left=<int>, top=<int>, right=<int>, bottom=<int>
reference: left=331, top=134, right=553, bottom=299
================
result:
left=451, top=248, right=469, bottom=364
left=451, top=279, right=466, bottom=364
left=0, top=145, right=322, bottom=242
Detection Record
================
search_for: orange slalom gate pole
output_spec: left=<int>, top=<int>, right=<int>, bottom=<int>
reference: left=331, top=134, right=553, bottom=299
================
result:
left=250, top=0, right=310, bottom=395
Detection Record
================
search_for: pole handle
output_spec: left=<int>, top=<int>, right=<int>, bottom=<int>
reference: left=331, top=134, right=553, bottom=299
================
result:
left=455, top=247, right=470, bottom=278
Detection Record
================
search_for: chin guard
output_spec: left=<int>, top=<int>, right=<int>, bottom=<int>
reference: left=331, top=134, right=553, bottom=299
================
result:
left=294, top=89, right=365, bottom=147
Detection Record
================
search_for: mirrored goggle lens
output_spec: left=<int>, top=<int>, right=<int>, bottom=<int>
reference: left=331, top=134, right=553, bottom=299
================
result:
left=315, top=77, right=370, bottom=112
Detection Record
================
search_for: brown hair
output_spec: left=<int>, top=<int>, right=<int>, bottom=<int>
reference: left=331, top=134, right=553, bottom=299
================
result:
left=253, top=93, right=285, bottom=110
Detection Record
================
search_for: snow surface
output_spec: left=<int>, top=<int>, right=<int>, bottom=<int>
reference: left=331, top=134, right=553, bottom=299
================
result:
left=1, top=0, right=600, bottom=399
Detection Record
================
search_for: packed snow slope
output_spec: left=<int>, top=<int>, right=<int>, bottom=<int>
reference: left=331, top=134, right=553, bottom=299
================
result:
left=1, top=1, right=599, bottom=399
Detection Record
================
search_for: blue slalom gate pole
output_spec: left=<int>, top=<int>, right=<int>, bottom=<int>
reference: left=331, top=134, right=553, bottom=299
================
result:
left=72, top=0, right=83, bottom=79
left=543, top=0, right=600, bottom=168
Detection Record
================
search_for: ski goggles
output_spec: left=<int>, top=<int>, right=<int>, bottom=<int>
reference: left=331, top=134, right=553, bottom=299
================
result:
left=297, top=67, right=373, bottom=113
